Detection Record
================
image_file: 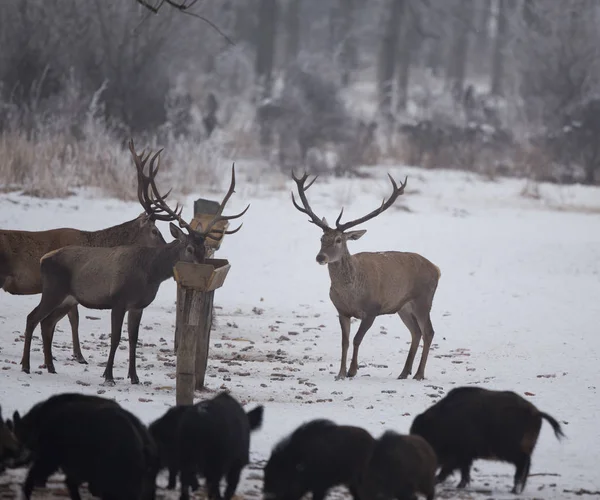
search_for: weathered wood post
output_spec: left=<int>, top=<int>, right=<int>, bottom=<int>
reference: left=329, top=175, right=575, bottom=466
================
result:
left=174, top=198, right=229, bottom=352
left=173, top=197, right=232, bottom=406
left=173, top=259, right=231, bottom=405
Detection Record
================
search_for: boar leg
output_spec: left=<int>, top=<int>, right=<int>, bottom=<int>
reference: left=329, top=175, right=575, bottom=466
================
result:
left=435, top=463, right=456, bottom=485
left=223, top=464, right=243, bottom=500
left=311, top=488, right=328, bottom=500
left=512, top=454, right=531, bottom=494
left=64, top=476, right=83, bottom=500
left=22, top=458, right=58, bottom=500
left=457, top=461, right=472, bottom=488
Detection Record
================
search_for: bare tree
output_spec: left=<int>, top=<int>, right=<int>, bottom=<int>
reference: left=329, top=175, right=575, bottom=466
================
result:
left=377, top=0, right=406, bottom=122
left=445, top=0, right=474, bottom=100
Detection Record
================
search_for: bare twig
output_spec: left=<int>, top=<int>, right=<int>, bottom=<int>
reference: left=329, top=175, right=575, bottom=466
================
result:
left=135, top=0, right=234, bottom=45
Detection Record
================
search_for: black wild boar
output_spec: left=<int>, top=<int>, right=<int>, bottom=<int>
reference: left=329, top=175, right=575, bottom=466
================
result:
left=0, top=405, right=20, bottom=473
left=148, top=405, right=198, bottom=490
left=409, top=386, right=565, bottom=494
left=263, top=419, right=376, bottom=500
left=177, top=391, right=264, bottom=500
left=361, top=431, right=436, bottom=500
left=13, top=394, right=158, bottom=500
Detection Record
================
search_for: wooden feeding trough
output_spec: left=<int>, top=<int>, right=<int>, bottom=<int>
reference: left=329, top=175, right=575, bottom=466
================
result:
left=173, top=197, right=233, bottom=406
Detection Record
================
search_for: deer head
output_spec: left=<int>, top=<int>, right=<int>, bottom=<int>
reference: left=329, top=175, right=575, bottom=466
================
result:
left=129, top=139, right=249, bottom=264
left=291, top=172, right=407, bottom=265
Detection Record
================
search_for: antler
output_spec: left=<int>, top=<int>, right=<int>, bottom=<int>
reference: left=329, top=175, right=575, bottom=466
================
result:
left=200, top=163, right=250, bottom=238
left=335, top=174, right=408, bottom=232
left=291, top=171, right=330, bottom=230
left=129, top=139, right=193, bottom=232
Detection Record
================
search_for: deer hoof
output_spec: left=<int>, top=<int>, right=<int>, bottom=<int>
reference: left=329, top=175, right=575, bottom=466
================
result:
left=413, top=372, right=425, bottom=381
left=102, top=378, right=116, bottom=387
left=73, top=354, right=88, bottom=365
left=335, top=372, right=346, bottom=381
left=130, top=376, right=140, bottom=385
left=21, top=366, right=30, bottom=374
left=46, top=365, right=57, bottom=374
left=398, top=371, right=410, bottom=379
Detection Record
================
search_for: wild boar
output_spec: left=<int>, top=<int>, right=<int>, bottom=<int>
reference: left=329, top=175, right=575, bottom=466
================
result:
left=263, top=419, right=375, bottom=500
left=409, top=386, right=565, bottom=494
left=0, top=405, right=20, bottom=473
left=148, top=405, right=198, bottom=490
left=361, top=431, right=436, bottom=500
left=176, top=391, right=264, bottom=500
left=12, top=393, right=158, bottom=500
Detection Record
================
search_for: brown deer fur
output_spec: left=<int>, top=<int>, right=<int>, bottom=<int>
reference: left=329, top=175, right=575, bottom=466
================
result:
left=0, top=213, right=166, bottom=364
left=20, top=141, right=248, bottom=385
left=291, top=172, right=440, bottom=381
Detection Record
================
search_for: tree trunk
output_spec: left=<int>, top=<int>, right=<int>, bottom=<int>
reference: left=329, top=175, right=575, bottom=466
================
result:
left=284, top=0, right=301, bottom=63
left=255, top=0, right=278, bottom=99
left=445, top=0, right=474, bottom=101
left=339, top=0, right=357, bottom=87
left=395, top=13, right=414, bottom=113
left=474, top=0, right=492, bottom=75
left=255, top=0, right=278, bottom=147
left=491, top=0, right=509, bottom=96
left=377, top=0, right=405, bottom=122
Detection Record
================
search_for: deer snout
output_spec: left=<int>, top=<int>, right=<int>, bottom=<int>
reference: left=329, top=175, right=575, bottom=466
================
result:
left=316, top=253, right=328, bottom=265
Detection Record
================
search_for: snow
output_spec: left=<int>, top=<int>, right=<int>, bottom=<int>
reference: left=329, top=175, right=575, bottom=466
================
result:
left=1, top=165, right=599, bottom=499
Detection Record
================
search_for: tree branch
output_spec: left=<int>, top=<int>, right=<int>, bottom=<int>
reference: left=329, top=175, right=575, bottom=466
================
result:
left=135, top=0, right=234, bottom=45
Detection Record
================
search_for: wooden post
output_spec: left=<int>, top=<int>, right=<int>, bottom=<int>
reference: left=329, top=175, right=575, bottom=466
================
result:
left=174, top=259, right=231, bottom=405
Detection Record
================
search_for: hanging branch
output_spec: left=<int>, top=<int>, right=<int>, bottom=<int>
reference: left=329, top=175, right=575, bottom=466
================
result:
left=135, top=0, right=235, bottom=45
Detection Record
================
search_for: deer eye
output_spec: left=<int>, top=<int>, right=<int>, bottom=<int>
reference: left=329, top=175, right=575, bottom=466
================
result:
left=335, top=237, right=342, bottom=244
left=151, top=228, right=159, bottom=235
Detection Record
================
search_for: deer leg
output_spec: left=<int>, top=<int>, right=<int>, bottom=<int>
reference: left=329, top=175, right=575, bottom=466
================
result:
left=40, top=304, right=74, bottom=374
left=336, top=314, right=351, bottom=380
left=347, top=315, right=376, bottom=378
left=127, top=309, right=143, bottom=385
left=21, top=293, right=68, bottom=374
left=67, top=305, right=87, bottom=364
left=397, top=306, right=422, bottom=379
left=413, top=305, right=435, bottom=381
left=102, top=307, right=126, bottom=385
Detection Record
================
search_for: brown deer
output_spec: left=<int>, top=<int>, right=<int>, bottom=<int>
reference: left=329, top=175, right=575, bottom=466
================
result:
left=20, top=143, right=249, bottom=385
left=0, top=158, right=168, bottom=365
left=291, top=172, right=440, bottom=381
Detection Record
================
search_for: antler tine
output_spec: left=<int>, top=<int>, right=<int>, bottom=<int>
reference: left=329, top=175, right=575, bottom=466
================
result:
left=336, top=174, right=408, bottom=232
left=145, top=149, right=194, bottom=230
left=290, top=170, right=330, bottom=230
left=201, top=163, right=250, bottom=236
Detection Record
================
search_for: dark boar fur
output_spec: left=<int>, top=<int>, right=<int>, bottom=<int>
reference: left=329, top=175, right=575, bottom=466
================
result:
left=177, top=391, right=264, bottom=500
left=263, top=419, right=376, bottom=500
left=13, top=393, right=159, bottom=500
left=148, top=405, right=198, bottom=490
left=361, top=431, right=436, bottom=500
left=0, top=405, right=20, bottom=473
left=409, top=386, right=565, bottom=494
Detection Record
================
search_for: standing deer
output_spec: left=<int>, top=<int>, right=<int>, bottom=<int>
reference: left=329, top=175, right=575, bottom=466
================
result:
left=20, top=142, right=249, bottom=385
left=0, top=176, right=168, bottom=365
left=291, top=172, right=440, bottom=381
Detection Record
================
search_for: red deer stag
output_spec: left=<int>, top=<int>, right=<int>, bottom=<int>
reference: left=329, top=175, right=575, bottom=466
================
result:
left=291, top=172, right=440, bottom=381
left=20, top=143, right=249, bottom=385
left=0, top=150, right=168, bottom=365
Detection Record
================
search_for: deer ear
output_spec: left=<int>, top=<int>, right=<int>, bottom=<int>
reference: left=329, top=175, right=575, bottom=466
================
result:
left=170, top=223, right=185, bottom=240
left=138, top=214, right=151, bottom=227
left=321, top=217, right=329, bottom=226
left=346, top=230, right=366, bottom=240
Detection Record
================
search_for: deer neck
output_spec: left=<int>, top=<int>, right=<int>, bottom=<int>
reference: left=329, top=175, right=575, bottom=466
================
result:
left=327, top=250, right=359, bottom=289
left=146, top=241, right=185, bottom=284
left=84, top=218, right=140, bottom=246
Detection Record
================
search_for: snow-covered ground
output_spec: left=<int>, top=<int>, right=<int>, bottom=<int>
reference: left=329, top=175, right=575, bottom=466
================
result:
left=1, top=164, right=599, bottom=499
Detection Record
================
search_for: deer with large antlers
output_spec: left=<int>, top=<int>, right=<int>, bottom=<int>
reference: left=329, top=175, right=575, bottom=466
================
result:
left=20, top=140, right=249, bottom=385
left=291, top=172, right=440, bottom=381
left=0, top=177, right=168, bottom=366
